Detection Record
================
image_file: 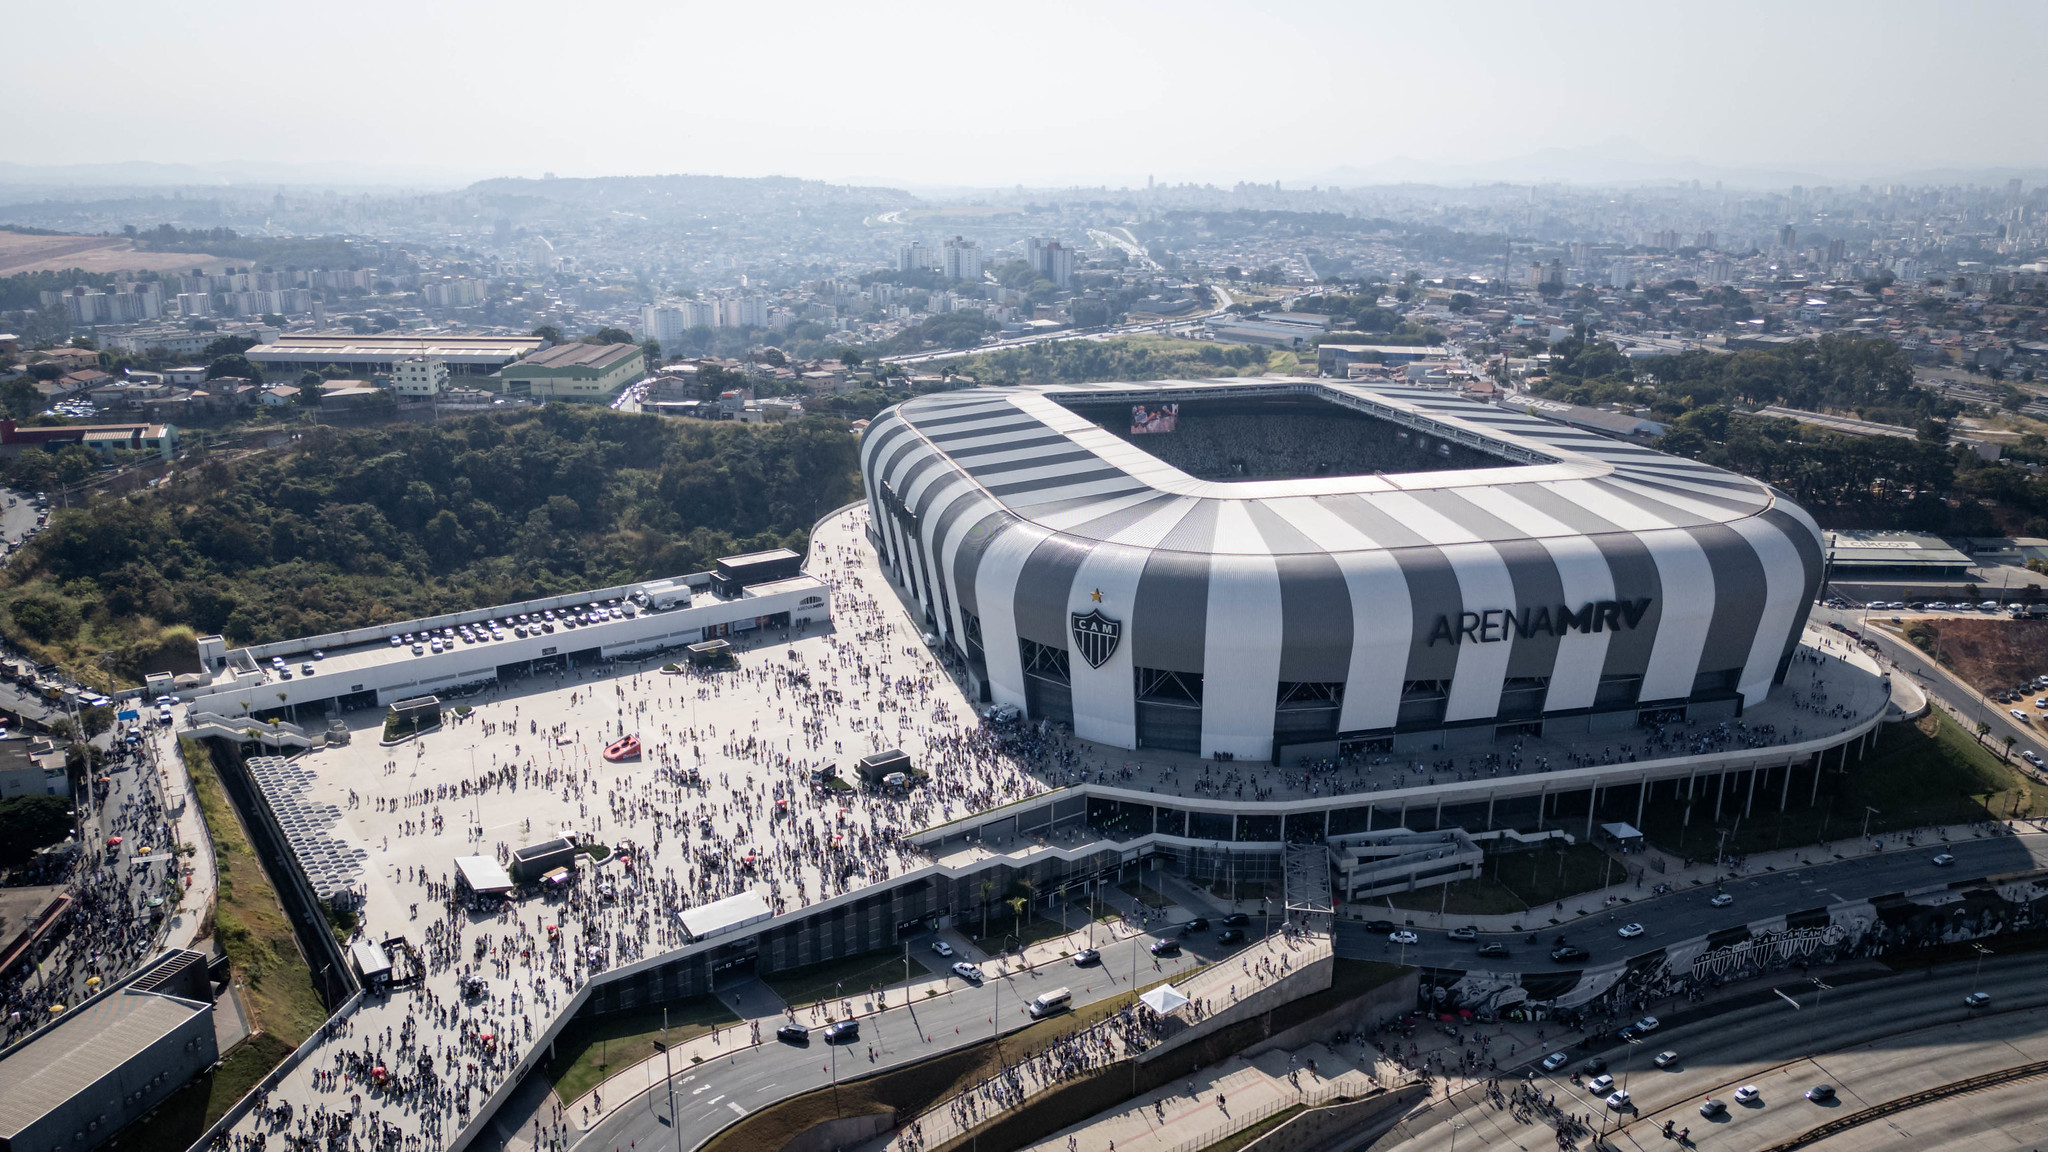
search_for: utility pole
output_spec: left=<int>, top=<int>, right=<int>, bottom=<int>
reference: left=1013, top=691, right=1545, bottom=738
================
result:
left=1972, top=942, right=1992, bottom=988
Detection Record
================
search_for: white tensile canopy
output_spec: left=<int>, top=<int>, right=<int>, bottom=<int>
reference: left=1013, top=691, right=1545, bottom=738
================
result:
left=1140, top=985, right=1190, bottom=1014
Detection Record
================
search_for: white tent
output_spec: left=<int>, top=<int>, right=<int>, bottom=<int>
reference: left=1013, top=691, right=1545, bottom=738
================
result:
left=1140, top=985, right=1190, bottom=1014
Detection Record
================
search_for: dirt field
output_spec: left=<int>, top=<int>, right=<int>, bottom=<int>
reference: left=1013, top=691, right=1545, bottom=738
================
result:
left=1900, top=616, right=2048, bottom=694
left=0, top=230, right=228, bottom=275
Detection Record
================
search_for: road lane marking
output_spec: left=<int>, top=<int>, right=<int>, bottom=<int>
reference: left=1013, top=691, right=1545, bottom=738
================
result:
left=706, top=1094, right=724, bottom=1106
left=727, top=1101, right=747, bottom=1116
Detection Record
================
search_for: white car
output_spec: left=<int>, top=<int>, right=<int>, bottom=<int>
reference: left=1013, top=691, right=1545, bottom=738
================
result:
left=1710, top=892, right=1734, bottom=907
left=1606, top=1089, right=1631, bottom=1110
left=1388, top=930, right=1419, bottom=945
left=1588, top=1074, right=1615, bottom=1093
left=1540, top=1051, right=1569, bottom=1071
left=930, top=940, right=954, bottom=958
left=1635, top=1015, right=1660, bottom=1032
left=950, top=962, right=983, bottom=983
left=1932, top=853, right=1956, bottom=866
left=1617, top=923, right=1645, bottom=938
left=2023, top=750, right=2044, bottom=768
left=1734, top=1085, right=1761, bottom=1103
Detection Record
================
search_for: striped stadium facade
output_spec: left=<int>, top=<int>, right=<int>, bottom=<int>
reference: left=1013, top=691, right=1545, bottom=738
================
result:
left=860, top=379, right=1824, bottom=763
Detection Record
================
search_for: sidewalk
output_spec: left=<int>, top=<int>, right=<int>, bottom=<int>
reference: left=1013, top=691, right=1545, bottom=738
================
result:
left=157, top=726, right=219, bottom=954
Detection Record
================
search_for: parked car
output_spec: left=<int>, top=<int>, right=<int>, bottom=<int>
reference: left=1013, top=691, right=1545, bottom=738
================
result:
left=930, top=940, right=954, bottom=958
left=1447, top=926, right=1477, bottom=941
left=950, top=962, right=983, bottom=984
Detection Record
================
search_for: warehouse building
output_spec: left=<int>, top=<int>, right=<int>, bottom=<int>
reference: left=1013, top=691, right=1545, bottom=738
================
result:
left=493, top=342, right=644, bottom=400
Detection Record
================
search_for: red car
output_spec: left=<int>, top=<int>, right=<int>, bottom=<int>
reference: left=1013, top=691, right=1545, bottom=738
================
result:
left=106, top=835, right=122, bottom=847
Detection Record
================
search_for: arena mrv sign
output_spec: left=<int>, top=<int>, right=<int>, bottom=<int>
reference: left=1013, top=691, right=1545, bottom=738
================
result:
left=1427, top=597, right=1653, bottom=647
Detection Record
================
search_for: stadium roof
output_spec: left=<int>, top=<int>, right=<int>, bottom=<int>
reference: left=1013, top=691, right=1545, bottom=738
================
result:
left=863, top=378, right=1794, bottom=553
left=680, top=889, right=772, bottom=941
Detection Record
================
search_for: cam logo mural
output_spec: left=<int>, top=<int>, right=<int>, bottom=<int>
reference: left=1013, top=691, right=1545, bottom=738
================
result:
left=1416, top=869, right=2048, bottom=1020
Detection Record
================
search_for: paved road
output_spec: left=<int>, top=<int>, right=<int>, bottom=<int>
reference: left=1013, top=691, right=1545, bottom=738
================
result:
left=561, top=922, right=1254, bottom=1152
left=1373, top=954, right=2048, bottom=1152
left=1812, top=605, right=2048, bottom=765
left=1334, top=829, right=2048, bottom=972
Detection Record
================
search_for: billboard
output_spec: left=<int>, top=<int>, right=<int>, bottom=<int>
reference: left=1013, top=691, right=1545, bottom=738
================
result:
left=1131, top=403, right=1179, bottom=434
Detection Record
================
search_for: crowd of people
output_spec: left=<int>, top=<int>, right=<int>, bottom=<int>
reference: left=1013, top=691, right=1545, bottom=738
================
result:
left=0, top=728, right=179, bottom=1045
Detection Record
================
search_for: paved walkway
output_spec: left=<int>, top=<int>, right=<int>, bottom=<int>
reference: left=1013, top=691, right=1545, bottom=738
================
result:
left=1015, top=1043, right=1381, bottom=1152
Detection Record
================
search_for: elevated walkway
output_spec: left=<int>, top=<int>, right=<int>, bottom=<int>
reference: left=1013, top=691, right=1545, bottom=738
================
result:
left=184, top=711, right=328, bottom=749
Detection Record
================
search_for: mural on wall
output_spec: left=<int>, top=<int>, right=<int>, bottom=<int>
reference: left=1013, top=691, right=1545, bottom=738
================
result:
left=1418, top=870, right=2048, bottom=1017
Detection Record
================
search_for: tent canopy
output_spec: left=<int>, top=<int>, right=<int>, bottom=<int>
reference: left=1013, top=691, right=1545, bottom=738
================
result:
left=1140, top=985, right=1190, bottom=1014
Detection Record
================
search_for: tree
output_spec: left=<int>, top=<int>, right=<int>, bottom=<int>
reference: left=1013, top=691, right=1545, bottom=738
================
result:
left=79, top=705, right=114, bottom=738
left=532, top=325, right=563, bottom=344
left=299, top=371, right=323, bottom=389
left=0, top=795, right=73, bottom=867
left=1, top=378, right=42, bottom=418
left=9, top=592, right=81, bottom=643
left=583, top=327, right=634, bottom=345
left=838, top=348, right=864, bottom=369
left=640, top=339, right=663, bottom=368
left=207, top=353, right=261, bottom=383
left=296, top=382, right=324, bottom=406
left=28, top=362, right=63, bottom=382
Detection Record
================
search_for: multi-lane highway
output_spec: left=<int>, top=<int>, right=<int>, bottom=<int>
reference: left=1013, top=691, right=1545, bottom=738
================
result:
left=1372, top=955, right=2048, bottom=1152
left=565, top=920, right=1250, bottom=1152
left=1335, top=828, right=2048, bottom=972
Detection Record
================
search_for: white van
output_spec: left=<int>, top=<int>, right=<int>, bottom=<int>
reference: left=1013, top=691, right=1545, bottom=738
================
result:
left=1028, top=987, right=1072, bottom=1018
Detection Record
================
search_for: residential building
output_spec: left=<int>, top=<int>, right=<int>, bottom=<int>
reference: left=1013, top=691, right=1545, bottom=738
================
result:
left=494, top=342, right=644, bottom=400
left=898, top=241, right=935, bottom=272
left=391, top=357, right=448, bottom=398
left=1024, top=237, right=1075, bottom=287
left=942, top=236, right=983, bottom=281
left=0, top=419, right=178, bottom=460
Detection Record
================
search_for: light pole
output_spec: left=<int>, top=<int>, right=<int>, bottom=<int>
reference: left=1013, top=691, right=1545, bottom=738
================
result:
left=1862, top=806, right=1880, bottom=840
left=1971, top=942, right=1992, bottom=988
left=660, top=1007, right=678, bottom=1152
left=1448, top=1120, right=1467, bottom=1152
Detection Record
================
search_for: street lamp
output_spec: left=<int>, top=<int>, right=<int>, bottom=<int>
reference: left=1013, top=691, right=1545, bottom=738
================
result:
left=1971, top=942, right=1992, bottom=988
left=1861, top=806, right=1881, bottom=840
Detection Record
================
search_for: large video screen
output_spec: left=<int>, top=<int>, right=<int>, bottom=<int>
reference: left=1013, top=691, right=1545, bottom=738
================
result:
left=1131, top=402, right=1179, bottom=434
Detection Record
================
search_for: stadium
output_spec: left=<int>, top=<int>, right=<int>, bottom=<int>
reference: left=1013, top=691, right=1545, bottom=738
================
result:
left=861, top=378, right=1828, bottom=763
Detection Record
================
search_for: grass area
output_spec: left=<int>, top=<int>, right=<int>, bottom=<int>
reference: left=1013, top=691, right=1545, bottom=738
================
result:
left=1205, top=1103, right=1305, bottom=1152
left=971, top=913, right=1081, bottom=958
left=1640, top=711, right=2038, bottom=860
left=1118, top=879, right=1169, bottom=908
left=110, top=742, right=327, bottom=1152
left=1385, top=874, right=1528, bottom=917
left=536, top=998, right=739, bottom=1103
left=766, top=951, right=920, bottom=1013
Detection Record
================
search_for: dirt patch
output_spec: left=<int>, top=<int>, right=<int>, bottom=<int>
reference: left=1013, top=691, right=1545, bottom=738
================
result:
left=0, top=231, right=229, bottom=275
left=1898, top=617, right=2048, bottom=696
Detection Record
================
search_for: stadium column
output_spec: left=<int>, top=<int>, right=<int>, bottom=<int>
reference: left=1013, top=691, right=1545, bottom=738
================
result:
left=972, top=521, right=1055, bottom=714
left=1065, top=540, right=1152, bottom=749
left=1728, top=517, right=1811, bottom=705
left=1635, top=527, right=1717, bottom=704
left=1637, top=771, right=1648, bottom=827
left=1200, top=503, right=1284, bottom=761
left=1264, top=497, right=1411, bottom=733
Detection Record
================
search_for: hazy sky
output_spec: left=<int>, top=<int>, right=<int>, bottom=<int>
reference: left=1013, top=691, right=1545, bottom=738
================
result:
left=15, top=0, right=2048, bottom=188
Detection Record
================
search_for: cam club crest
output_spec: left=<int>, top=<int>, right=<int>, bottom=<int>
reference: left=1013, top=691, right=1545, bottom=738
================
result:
left=1071, top=607, right=1122, bottom=669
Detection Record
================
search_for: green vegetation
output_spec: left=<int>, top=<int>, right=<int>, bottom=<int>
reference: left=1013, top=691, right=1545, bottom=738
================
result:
left=0, top=794, right=74, bottom=867
left=971, top=913, right=1083, bottom=958
left=537, top=998, right=740, bottom=1103
left=1525, top=331, right=2048, bottom=537
left=0, top=406, right=862, bottom=684
left=927, top=334, right=1302, bottom=387
left=116, top=741, right=328, bottom=1152
left=1640, top=711, right=2037, bottom=859
left=1387, top=842, right=1621, bottom=918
